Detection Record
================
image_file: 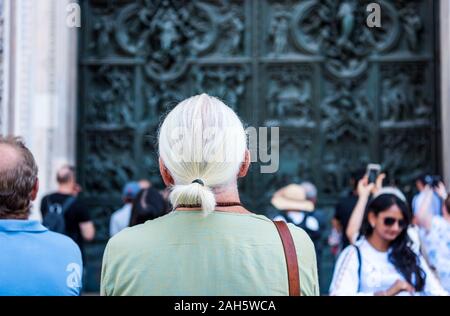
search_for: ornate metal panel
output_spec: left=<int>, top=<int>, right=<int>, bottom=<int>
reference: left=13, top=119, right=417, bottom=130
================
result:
left=78, top=0, right=440, bottom=291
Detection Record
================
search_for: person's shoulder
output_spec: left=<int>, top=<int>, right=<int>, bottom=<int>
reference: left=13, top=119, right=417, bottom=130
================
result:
left=340, top=242, right=359, bottom=255
left=350, top=238, right=371, bottom=255
left=111, top=205, right=127, bottom=218
left=287, top=223, right=312, bottom=242
left=431, top=216, right=450, bottom=232
left=106, top=213, right=172, bottom=247
left=40, top=230, right=82, bottom=257
left=335, top=242, right=361, bottom=265
left=286, top=223, right=317, bottom=256
left=72, top=195, right=86, bottom=207
left=44, top=230, right=79, bottom=247
left=413, top=191, right=425, bottom=201
left=42, top=192, right=59, bottom=200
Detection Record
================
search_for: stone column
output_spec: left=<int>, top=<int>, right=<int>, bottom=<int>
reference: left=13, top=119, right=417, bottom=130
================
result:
left=442, top=0, right=450, bottom=186
left=0, top=0, right=10, bottom=135
left=6, top=0, right=78, bottom=220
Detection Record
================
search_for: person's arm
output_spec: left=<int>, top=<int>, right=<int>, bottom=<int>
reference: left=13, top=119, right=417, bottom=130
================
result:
left=329, top=246, right=376, bottom=295
left=374, top=280, right=416, bottom=296
left=80, top=221, right=95, bottom=241
left=345, top=176, right=374, bottom=244
left=435, top=182, right=450, bottom=221
left=76, top=200, right=95, bottom=241
left=345, top=196, right=369, bottom=244
left=415, top=187, right=434, bottom=231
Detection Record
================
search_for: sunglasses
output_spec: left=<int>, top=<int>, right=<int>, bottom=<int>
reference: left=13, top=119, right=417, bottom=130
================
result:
left=383, top=217, right=407, bottom=228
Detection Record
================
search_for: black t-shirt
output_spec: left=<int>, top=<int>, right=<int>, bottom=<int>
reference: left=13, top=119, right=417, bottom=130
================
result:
left=334, top=192, right=358, bottom=248
left=41, top=193, right=91, bottom=253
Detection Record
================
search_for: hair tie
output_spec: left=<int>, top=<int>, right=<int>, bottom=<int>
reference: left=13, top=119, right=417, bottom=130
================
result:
left=192, top=179, right=205, bottom=186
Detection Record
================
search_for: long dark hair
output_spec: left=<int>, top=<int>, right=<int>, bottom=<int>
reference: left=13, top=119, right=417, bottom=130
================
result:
left=129, top=187, right=168, bottom=227
left=361, top=194, right=426, bottom=291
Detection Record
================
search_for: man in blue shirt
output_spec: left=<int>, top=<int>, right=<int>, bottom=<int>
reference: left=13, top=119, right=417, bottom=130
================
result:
left=0, top=136, right=83, bottom=296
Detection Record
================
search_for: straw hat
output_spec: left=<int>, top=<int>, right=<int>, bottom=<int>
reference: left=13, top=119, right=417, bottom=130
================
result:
left=271, top=184, right=314, bottom=212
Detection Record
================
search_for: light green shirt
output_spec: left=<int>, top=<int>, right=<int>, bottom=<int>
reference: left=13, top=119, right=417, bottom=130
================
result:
left=101, top=210, right=319, bottom=296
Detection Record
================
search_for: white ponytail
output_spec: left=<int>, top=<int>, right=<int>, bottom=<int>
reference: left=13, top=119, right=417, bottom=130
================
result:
left=158, top=94, right=247, bottom=216
left=170, top=182, right=216, bottom=216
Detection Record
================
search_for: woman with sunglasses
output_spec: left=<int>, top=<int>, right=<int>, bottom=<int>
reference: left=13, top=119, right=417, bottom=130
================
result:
left=329, top=179, right=447, bottom=295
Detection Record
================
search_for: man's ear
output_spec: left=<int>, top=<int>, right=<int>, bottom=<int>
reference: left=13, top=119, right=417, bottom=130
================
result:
left=31, top=178, right=39, bottom=201
left=159, top=158, right=174, bottom=187
left=238, top=150, right=251, bottom=178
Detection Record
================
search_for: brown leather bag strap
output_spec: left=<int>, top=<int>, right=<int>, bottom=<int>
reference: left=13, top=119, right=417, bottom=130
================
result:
left=273, top=221, right=301, bottom=296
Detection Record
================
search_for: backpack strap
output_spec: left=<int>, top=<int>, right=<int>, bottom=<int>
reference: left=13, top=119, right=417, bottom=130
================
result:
left=352, top=244, right=362, bottom=292
left=273, top=221, right=301, bottom=296
left=61, top=196, right=77, bottom=214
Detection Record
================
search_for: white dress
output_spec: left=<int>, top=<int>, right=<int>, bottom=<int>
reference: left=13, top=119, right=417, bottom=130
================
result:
left=420, top=217, right=450, bottom=292
left=329, top=238, right=447, bottom=296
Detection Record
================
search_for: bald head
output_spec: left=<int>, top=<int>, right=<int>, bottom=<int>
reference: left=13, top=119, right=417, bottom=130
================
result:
left=56, top=165, right=75, bottom=185
left=0, top=143, right=22, bottom=171
left=0, top=136, right=39, bottom=219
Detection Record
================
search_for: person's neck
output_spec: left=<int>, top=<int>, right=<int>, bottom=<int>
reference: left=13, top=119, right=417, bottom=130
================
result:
left=367, top=234, right=390, bottom=252
left=176, top=183, right=251, bottom=214
left=0, top=212, right=29, bottom=220
left=58, top=184, right=74, bottom=195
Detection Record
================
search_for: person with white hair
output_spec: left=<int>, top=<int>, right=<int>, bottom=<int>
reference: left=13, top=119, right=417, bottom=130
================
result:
left=100, top=94, right=319, bottom=296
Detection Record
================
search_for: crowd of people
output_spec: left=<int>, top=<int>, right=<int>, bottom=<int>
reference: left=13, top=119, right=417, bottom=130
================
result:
left=0, top=93, right=449, bottom=296
left=329, top=174, right=449, bottom=295
left=109, top=180, right=168, bottom=237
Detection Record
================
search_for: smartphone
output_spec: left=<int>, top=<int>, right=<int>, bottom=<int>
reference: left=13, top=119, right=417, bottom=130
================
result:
left=367, top=164, right=381, bottom=184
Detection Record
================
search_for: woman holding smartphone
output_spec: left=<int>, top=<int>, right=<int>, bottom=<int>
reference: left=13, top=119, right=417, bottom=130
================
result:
left=329, top=177, right=447, bottom=296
